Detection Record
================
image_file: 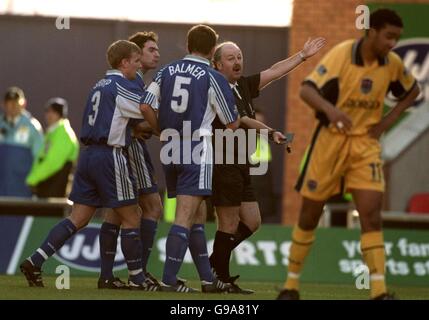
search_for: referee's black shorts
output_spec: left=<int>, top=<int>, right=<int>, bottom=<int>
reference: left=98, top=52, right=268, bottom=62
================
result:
left=211, top=163, right=256, bottom=206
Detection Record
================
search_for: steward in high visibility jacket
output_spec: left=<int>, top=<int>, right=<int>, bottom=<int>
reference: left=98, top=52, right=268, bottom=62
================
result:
left=26, top=98, right=79, bottom=197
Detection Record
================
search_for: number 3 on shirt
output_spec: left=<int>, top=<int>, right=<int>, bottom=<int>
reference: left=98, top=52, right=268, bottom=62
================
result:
left=171, top=76, right=191, bottom=113
left=88, top=91, right=101, bottom=126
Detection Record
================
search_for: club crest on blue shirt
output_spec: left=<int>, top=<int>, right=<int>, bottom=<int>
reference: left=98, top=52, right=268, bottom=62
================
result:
left=360, top=78, right=373, bottom=94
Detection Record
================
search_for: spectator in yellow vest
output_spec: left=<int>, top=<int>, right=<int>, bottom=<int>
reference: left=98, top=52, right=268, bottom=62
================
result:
left=26, top=97, right=79, bottom=197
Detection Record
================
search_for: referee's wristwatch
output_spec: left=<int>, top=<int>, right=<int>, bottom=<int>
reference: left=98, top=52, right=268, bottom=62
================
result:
left=298, top=51, right=307, bottom=61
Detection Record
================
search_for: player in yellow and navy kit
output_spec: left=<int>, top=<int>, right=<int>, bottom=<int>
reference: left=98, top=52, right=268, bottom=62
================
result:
left=278, top=9, right=420, bottom=300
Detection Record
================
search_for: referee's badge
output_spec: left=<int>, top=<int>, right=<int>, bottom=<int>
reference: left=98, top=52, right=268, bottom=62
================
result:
left=360, top=78, right=373, bottom=94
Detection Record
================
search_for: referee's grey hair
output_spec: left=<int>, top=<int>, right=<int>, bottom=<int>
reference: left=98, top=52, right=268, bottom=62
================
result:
left=212, top=41, right=240, bottom=66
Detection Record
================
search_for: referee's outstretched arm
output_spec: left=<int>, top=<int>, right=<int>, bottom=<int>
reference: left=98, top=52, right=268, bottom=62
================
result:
left=259, top=37, right=326, bottom=90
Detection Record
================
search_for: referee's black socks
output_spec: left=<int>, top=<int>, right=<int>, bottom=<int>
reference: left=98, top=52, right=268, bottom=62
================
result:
left=232, top=221, right=253, bottom=249
left=210, top=231, right=236, bottom=281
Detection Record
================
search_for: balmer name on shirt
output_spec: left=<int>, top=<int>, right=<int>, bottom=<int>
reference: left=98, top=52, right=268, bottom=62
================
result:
left=168, top=63, right=206, bottom=80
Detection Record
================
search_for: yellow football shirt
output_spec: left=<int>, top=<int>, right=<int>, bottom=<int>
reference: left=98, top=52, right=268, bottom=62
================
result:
left=304, top=38, right=417, bottom=135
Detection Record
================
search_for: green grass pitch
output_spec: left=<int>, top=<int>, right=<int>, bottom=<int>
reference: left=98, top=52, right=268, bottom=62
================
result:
left=1, top=275, right=428, bottom=300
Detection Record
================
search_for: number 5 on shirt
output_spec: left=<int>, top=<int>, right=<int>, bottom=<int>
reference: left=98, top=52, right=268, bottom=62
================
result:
left=171, top=76, right=191, bottom=113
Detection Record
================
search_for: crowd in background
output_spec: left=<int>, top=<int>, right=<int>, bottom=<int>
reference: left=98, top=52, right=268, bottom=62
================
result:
left=0, top=87, right=79, bottom=198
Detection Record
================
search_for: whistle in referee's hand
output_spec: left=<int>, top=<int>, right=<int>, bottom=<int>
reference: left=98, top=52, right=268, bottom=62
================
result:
left=283, top=133, right=294, bottom=153
left=277, top=137, right=292, bottom=153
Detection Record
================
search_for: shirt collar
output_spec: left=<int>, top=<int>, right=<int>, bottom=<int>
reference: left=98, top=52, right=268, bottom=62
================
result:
left=106, top=69, right=125, bottom=77
left=229, top=82, right=238, bottom=89
left=137, top=69, right=145, bottom=79
left=183, top=54, right=210, bottom=66
left=230, top=82, right=243, bottom=100
left=351, top=38, right=388, bottom=66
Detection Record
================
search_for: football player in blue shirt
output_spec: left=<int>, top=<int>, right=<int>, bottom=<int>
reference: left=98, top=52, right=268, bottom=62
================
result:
left=20, top=40, right=159, bottom=291
left=98, top=31, right=163, bottom=289
left=141, top=24, right=240, bottom=293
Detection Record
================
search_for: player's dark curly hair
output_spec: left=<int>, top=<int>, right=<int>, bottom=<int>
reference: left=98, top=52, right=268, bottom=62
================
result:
left=128, top=31, right=158, bottom=49
left=368, top=8, right=403, bottom=33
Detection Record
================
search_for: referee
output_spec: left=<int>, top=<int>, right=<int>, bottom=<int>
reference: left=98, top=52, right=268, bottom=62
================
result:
left=210, top=38, right=325, bottom=293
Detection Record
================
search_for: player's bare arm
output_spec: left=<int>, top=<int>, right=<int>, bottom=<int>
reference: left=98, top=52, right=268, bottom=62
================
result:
left=132, top=120, right=154, bottom=140
left=225, top=118, right=241, bottom=131
left=300, top=83, right=352, bottom=133
left=368, top=84, right=420, bottom=139
left=140, top=103, right=160, bottom=135
left=259, top=37, right=326, bottom=90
